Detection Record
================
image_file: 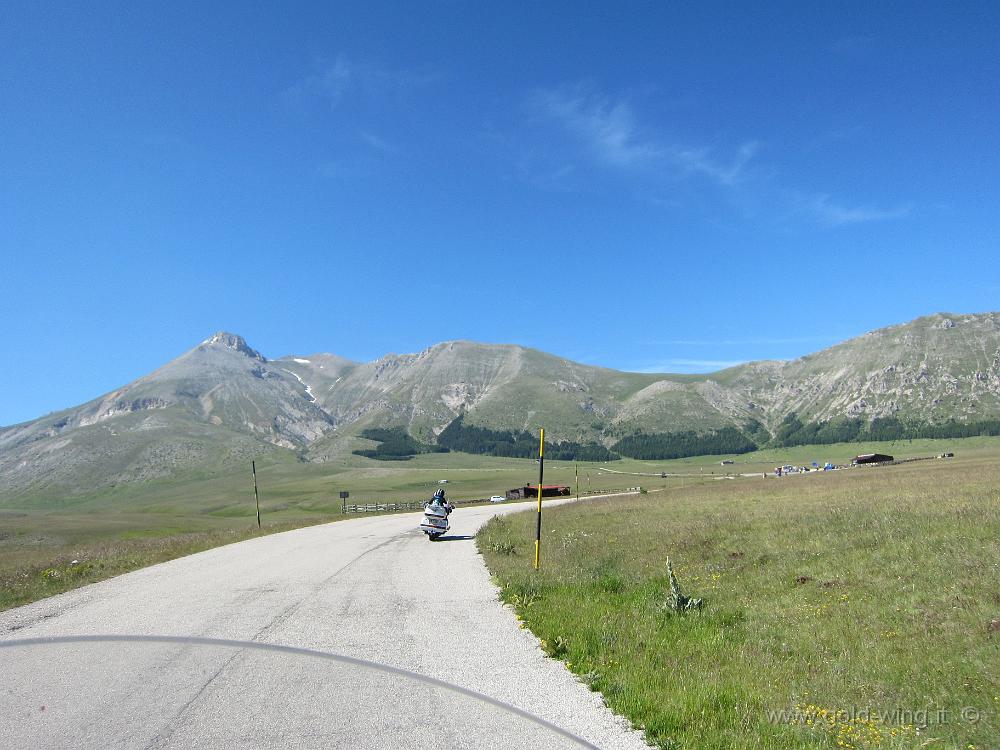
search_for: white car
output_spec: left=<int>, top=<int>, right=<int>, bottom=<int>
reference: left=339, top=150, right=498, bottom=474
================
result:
left=438, top=479, right=449, bottom=484
left=489, top=495, right=505, bottom=503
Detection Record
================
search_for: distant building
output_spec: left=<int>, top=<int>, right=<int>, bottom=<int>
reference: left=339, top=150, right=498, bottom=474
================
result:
left=853, top=453, right=894, bottom=465
left=506, top=484, right=572, bottom=499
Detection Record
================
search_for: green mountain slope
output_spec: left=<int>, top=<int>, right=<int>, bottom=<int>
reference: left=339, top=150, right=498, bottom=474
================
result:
left=0, top=333, right=339, bottom=496
left=725, top=312, right=1000, bottom=426
left=3, top=312, right=1000, bottom=499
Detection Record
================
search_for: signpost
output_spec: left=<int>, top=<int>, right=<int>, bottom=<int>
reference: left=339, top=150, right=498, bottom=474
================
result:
left=340, top=491, right=350, bottom=514
left=534, top=428, right=545, bottom=571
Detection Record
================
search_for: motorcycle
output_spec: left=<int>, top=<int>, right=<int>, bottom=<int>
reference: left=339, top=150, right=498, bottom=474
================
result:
left=420, top=499, right=453, bottom=541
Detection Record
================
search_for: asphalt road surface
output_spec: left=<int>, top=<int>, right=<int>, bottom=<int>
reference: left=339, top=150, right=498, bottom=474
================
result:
left=1, top=499, right=650, bottom=749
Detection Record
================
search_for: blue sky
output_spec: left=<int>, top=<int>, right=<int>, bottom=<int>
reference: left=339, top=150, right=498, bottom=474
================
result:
left=2, top=2, right=998, bottom=426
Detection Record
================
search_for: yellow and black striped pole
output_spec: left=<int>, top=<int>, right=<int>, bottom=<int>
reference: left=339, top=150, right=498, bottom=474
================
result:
left=534, top=428, right=545, bottom=570
left=252, top=460, right=261, bottom=528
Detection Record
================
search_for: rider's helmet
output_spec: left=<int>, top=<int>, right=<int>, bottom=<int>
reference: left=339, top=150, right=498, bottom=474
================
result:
left=433, top=488, right=445, bottom=501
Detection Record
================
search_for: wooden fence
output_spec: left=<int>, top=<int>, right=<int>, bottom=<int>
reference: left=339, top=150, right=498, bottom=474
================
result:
left=340, top=488, right=642, bottom=514
left=342, top=501, right=423, bottom=513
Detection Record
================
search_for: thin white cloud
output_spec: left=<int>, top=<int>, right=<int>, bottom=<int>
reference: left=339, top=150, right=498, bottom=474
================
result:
left=657, top=336, right=838, bottom=347
left=360, top=131, right=396, bottom=153
left=282, top=54, right=440, bottom=109
left=526, top=81, right=909, bottom=228
left=283, top=54, right=354, bottom=107
left=669, top=141, right=760, bottom=186
left=529, top=85, right=662, bottom=167
left=630, top=358, right=747, bottom=373
left=528, top=83, right=759, bottom=187
left=804, top=193, right=912, bottom=226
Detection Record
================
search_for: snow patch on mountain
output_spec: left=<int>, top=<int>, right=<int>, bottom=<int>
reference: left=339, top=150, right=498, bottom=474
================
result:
left=281, top=369, right=317, bottom=403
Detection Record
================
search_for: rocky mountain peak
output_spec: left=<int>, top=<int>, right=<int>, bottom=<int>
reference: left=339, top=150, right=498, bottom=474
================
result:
left=200, top=332, right=266, bottom=361
left=6, top=310, right=1000, bottom=499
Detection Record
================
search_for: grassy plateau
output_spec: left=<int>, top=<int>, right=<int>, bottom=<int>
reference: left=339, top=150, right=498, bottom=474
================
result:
left=0, top=447, right=647, bottom=611
left=480, top=446, right=1000, bottom=749
left=3, top=435, right=995, bottom=614
left=3, top=436, right=998, bottom=750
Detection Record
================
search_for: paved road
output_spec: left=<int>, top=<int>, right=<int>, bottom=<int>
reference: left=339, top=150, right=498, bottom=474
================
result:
left=1, top=500, right=650, bottom=749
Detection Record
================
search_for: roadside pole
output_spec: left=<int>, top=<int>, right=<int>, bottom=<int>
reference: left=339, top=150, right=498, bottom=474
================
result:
left=575, top=462, right=579, bottom=501
left=534, top=428, right=545, bottom=570
left=252, top=460, right=261, bottom=528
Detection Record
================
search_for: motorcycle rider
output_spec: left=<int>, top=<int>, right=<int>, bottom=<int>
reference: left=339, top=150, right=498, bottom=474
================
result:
left=430, top=488, right=453, bottom=514
left=421, top=487, right=454, bottom=540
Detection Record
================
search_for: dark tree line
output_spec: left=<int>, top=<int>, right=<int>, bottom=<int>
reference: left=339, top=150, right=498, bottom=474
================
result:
left=773, top=413, right=1000, bottom=447
left=436, top=415, right=619, bottom=461
left=608, top=412, right=1000, bottom=461
left=352, top=427, right=450, bottom=461
left=354, top=411, right=1000, bottom=464
left=611, top=426, right=759, bottom=460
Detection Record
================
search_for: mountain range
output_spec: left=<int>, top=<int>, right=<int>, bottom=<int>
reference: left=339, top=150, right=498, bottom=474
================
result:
left=3, top=312, right=1000, bottom=499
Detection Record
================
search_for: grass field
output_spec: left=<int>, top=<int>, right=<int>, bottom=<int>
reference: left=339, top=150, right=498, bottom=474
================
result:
left=0, top=447, right=646, bottom=611
left=3, top=436, right=997, bottom=614
left=479, top=446, right=1000, bottom=749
